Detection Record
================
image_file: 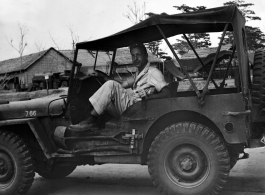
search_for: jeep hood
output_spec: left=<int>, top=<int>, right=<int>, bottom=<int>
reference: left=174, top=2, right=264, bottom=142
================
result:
left=0, top=97, right=65, bottom=120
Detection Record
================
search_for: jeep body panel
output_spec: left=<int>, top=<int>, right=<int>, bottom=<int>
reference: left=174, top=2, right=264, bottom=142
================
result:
left=120, top=92, right=249, bottom=147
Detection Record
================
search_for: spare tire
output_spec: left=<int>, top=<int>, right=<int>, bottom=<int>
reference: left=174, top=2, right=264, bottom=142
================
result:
left=252, top=50, right=265, bottom=110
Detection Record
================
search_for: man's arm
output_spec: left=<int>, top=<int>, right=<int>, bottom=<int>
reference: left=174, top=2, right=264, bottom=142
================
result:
left=137, top=86, right=171, bottom=100
left=146, top=86, right=171, bottom=100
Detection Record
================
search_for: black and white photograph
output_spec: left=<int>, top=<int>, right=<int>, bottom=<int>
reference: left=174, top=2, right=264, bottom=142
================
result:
left=0, top=0, right=265, bottom=194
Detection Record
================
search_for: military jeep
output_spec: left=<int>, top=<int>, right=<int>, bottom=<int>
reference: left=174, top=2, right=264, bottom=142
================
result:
left=1, top=5, right=265, bottom=195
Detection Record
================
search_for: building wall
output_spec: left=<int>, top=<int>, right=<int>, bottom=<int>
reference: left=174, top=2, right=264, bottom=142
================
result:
left=24, top=49, right=72, bottom=84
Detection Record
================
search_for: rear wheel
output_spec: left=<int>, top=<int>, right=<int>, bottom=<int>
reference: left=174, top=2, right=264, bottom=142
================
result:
left=0, top=131, right=35, bottom=195
left=37, top=162, right=76, bottom=179
left=147, top=122, right=230, bottom=195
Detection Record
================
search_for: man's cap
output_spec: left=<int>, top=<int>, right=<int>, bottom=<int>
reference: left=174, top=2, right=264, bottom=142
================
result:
left=129, top=42, right=147, bottom=54
left=129, top=42, right=146, bottom=51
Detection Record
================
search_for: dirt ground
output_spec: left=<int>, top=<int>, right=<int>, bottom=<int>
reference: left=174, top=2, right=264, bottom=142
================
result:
left=26, top=147, right=265, bottom=195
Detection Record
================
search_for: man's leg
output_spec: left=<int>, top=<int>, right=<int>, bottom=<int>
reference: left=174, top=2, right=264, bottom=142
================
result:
left=69, top=80, right=133, bottom=131
left=90, top=80, right=133, bottom=117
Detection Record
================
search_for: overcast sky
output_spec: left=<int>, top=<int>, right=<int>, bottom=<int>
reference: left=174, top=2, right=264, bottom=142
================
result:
left=0, top=0, right=264, bottom=61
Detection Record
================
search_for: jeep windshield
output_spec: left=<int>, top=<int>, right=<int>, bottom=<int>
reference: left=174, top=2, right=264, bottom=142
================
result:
left=73, top=50, right=114, bottom=77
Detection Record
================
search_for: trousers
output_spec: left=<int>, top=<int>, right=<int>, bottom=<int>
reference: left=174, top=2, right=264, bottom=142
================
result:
left=89, top=80, right=135, bottom=118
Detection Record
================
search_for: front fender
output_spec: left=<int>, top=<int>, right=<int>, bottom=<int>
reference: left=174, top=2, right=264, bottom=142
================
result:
left=0, top=118, right=57, bottom=159
left=0, top=97, right=65, bottom=120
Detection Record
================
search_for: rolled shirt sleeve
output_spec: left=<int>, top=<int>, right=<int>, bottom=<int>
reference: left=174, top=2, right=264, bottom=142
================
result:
left=148, top=68, right=167, bottom=92
left=132, top=64, right=167, bottom=101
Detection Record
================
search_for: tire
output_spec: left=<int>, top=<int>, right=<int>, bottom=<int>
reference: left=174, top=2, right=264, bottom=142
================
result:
left=37, top=163, right=76, bottom=179
left=252, top=50, right=265, bottom=110
left=0, top=131, right=35, bottom=195
left=147, top=122, right=230, bottom=195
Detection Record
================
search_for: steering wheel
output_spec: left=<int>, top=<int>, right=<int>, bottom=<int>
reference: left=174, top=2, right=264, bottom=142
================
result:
left=89, top=70, right=110, bottom=86
left=69, top=70, right=109, bottom=125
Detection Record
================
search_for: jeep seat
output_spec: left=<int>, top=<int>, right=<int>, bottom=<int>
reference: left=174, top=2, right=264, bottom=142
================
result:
left=167, top=82, right=179, bottom=97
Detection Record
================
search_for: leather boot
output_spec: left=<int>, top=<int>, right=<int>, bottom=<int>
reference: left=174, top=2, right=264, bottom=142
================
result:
left=69, top=115, right=98, bottom=131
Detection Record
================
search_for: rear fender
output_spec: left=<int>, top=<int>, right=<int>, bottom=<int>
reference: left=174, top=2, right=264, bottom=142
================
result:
left=141, top=110, right=224, bottom=164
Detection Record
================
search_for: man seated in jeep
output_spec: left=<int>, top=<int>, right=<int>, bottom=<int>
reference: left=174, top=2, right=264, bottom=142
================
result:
left=69, top=42, right=171, bottom=131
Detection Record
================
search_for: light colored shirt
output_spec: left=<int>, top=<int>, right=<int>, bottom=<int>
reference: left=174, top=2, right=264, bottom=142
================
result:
left=131, top=62, right=167, bottom=102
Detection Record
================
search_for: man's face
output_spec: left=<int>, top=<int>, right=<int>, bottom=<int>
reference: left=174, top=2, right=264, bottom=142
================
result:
left=131, top=47, right=148, bottom=70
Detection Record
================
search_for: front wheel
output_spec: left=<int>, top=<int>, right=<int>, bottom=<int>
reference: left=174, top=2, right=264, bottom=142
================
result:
left=147, top=122, right=230, bottom=195
left=0, top=131, right=35, bottom=195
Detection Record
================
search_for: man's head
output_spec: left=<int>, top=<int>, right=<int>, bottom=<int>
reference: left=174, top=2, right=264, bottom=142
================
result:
left=129, top=42, right=148, bottom=71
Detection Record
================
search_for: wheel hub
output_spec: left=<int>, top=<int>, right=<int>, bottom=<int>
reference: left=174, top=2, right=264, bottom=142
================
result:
left=179, top=156, right=196, bottom=171
left=0, top=152, right=14, bottom=182
left=166, top=144, right=209, bottom=184
left=0, top=159, right=8, bottom=174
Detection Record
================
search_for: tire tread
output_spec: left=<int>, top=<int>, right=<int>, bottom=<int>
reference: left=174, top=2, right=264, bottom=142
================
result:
left=147, top=122, right=230, bottom=195
left=0, top=130, right=35, bottom=195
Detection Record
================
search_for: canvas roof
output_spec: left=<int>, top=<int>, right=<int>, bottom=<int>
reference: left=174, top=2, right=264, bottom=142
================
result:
left=76, top=5, right=244, bottom=50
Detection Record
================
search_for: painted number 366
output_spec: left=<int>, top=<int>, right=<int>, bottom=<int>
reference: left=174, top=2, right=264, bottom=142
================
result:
left=25, top=110, right=37, bottom=117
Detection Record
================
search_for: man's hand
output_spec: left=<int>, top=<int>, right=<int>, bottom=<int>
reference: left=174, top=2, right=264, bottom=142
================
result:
left=89, top=70, right=110, bottom=81
left=136, top=88, right=148, bottom=98
left=88, top=70, right=99, bottom=77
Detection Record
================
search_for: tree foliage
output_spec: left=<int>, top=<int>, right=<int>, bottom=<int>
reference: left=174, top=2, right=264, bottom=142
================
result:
left=172, top=5, right=211, bottom=55
left=222, top=0, right=265, bottom=51
left=223, top=0, right=261, bottom=21
left=173, top=4, right=206, bottom=13
left=144, top=40, right=167, bottom=58
left=144, top=12, right=168, bottom=58
left=245, top=26, right=265, bottom=51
